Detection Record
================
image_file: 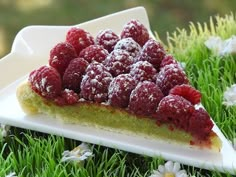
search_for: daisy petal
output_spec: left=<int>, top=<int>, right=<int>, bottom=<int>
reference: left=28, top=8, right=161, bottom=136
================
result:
left=149, top=161, right=189, bottom=177
left=223, top=84, right=236, bottom=106
left=165, top=161, right=174, bottom=172
left=220, top=35, right=236, bottom=56
left=176, top=170, right=188, bottom=177
left=5, top=172, right=17, bottom=177
left=149, top=170, right=163, bottom=177
left=158, top=165, right=166, bottom=173
left=61, top=142, right=93, bottom=163
left=173, top=162, right=181, bottom=173
left=0, top=124, right=10, bottom=138
left=79, top=151, right=93, bottom=161
left=204, top=36, right=224, bottom=55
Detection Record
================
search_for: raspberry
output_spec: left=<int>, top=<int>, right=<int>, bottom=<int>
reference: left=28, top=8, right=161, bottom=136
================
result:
left=188, top=108, right=213, bottom=139
left=156, top=64, right=189, bottom=95
left=169, top=84, right=201, bottom=105
left=114, top=37, right=141, bottom=58
left=129, top=81, right=164, bottom=116
left=95, top=29, right=120, bottom=53
left=156, top=94, right=194, bottom=131
left=79, top=45, right=109, bottom=63
left=121, top=19, right=149, bottom=46
left=54, top=89, right=79, bottom=106
left=66, top=27, right=94, bottom=55
left=62, top=58, right=89, bottom=93
left=85, top=61, right=109, bottom=75
left=103, top=49, right=134, bottom=77
left=130, top=61, right=157, bottom=83
left=160, top=54, right=178, bottom=68
left=29, top=65, right=62, bottom=99
left=49, top=42, right=77, bottom=76
left=80, top=62, right=113, bottom=103
left=108, top=74, right=137, bottom=108
left=137, top=39, right=166, bottom=70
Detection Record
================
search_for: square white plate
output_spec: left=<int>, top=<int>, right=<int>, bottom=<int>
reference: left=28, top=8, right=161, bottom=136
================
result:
left=0, top=6, right=235, bottom=175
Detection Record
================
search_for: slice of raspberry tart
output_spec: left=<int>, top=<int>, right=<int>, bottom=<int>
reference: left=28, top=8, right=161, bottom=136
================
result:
left=16, top=19, right=222, bottom=152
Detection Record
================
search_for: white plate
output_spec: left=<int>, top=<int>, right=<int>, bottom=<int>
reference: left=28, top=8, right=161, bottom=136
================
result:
left=0, top=6, right=235, bottom=175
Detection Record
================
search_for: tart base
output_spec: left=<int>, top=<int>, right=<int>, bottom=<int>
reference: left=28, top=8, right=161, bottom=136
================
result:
left=16, top=82, right=222, bottom=152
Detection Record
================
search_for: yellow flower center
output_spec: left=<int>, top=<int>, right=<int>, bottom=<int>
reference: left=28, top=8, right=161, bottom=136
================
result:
left=71, top=146, right=81, bottom=152
left=71, top=146, right=83, bottom=157
left=164, top=172, right=175, bottom=177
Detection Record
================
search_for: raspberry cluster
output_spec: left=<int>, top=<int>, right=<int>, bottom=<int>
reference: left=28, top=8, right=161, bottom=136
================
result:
left=28, top=19, right=213, bottom=140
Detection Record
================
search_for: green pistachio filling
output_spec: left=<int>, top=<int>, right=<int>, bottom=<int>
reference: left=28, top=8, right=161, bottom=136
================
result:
left=17, top=82, right=193, bottom=144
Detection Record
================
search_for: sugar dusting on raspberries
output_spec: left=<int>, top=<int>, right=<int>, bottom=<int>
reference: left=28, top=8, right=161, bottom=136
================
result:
left=54, top=89, right=79, bottom=106
left=114, top=37, right=141, bottom=58
left=95, top=29, right=120, bottom=53
left=169, top=84, right=201, bottom=105
left=156, top=64, right=189, bottom=95
left=66, top=27, right=94, bottom=55
left=160, top=54, right=178, bottom=68
left=49, top=42, right=77, bottom=76
left=156, top=94, right=195, bottom=131
left=29, top=65, right=62, bottom=99
left=85, top=60, right=109, bottom=75
left=108, top=74, right=137, bottom=108
left=103, top=49, right=134, bottom=77
left=129, top=81, right=164, bottom=116
left=62, top=57, right=89, bottom=93
left=188, top=108, right=213, bottom=140
left=80, top=62, right=113, bottom=103
left=121, top=19, right=149, bottom=46
left=79, top=44, right=109, bottom=63
left=137, top=39, right=166, bottom=70
left=130, top=61, right=157, bottom=82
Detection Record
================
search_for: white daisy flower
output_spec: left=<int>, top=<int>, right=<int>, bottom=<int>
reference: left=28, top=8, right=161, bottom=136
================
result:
left=205, top=36, right=224, bottom=55
left=61, top=142, right=93, bottom=163
left=205, top=35, right=236, bottom=56
left=220, top=35, right=236, bottom=56
left=149, top=161, right=188, bottom=177
left=0, top=124, right=10, bottom=138
left=5, top=172, right=17, bottom=177
left=223, top=84, right=236, bottom=106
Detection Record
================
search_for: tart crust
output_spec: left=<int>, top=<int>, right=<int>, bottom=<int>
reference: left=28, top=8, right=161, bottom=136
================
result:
left=17, top=82, right=222, bottom=152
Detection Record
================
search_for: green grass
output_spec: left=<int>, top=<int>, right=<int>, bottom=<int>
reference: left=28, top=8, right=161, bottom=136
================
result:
left=0, top=129, right=164, bottom=177
left=1, top=13, right=236, bottom=177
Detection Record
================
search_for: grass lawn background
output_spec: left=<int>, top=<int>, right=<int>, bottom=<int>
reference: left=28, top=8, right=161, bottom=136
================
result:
left=0, top=1, right=236, bottom=177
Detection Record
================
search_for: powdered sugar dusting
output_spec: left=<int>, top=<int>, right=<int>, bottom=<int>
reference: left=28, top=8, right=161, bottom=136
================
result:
left=95, top=29, right=119, bottom=53
left=123, top=21, right=136, bottom=31
left=104, top=49, right=134, bottom=76
left=121, top=19, right=149, bottom=46
left=129, top=81, right=163, bottom=116
left=130, top=61, right=157, bottom=82
left=41, top=77, right=47, bottom=88
left=114, top=37, right=141, bottom=58
left=29, top=65, right=62, bottom=99
left=137, top=39, right=166, bottom=70
left=79, top=37, right=85, bottom=45
left=108, top=74, right=136, bottom=107
left=79, top=45, right=108, bottom=63
left=80, top=62, right=112, bottom=103
left=156, top=63, right=189, bottom=95
left=52, top=55, right=58, bottom=63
